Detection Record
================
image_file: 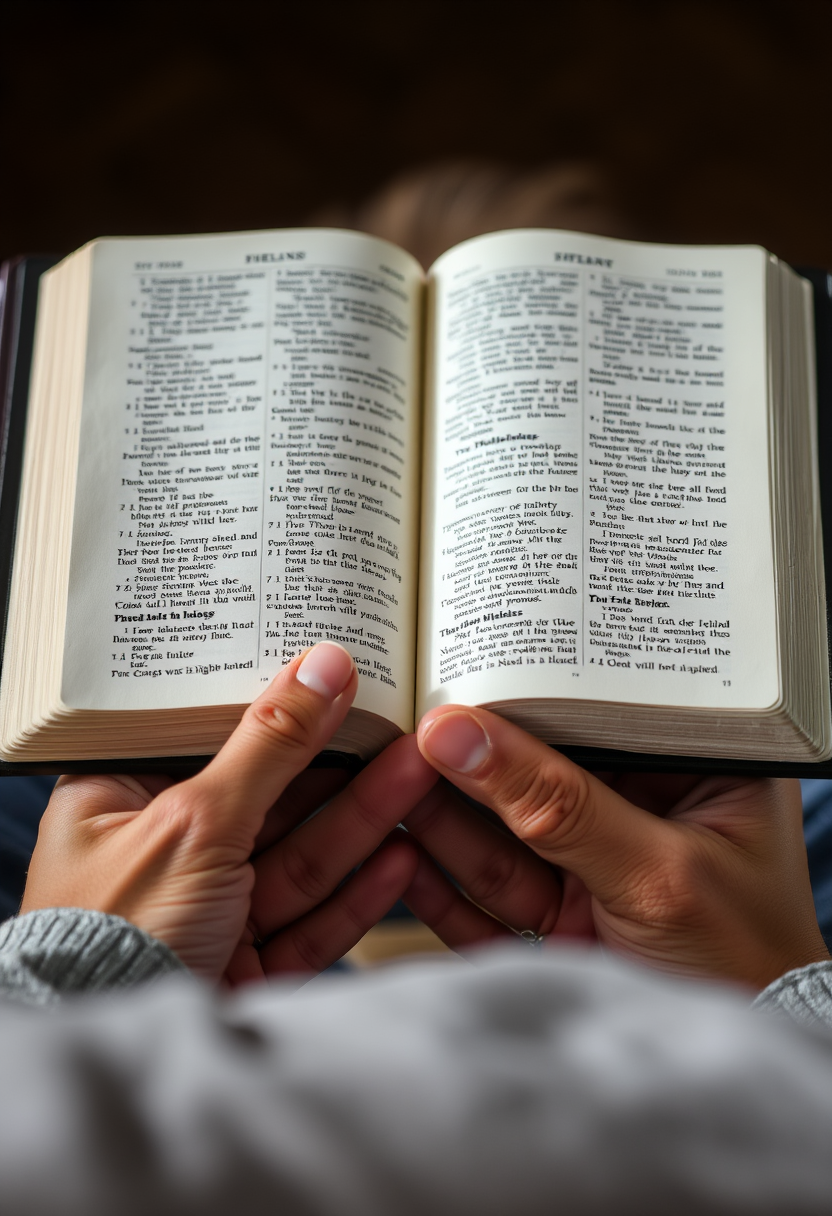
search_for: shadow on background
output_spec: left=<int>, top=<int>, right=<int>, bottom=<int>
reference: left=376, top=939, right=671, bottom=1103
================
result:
left=0, top=0, right=829, bottom=265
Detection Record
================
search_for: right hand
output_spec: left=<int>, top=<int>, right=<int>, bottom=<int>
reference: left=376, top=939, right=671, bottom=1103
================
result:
left=402, top=705, right=830, bottom=989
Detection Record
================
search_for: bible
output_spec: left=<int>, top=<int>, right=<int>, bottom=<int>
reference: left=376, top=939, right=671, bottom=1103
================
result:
left=0, top=227, right=829, bottom=773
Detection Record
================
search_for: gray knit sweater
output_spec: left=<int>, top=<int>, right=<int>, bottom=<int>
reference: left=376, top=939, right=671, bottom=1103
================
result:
left=1, top=905, right=830, bottom=1024
left=0, top=907, right=184, bottom=1004
left=0, top=908, right=831, bottom=1215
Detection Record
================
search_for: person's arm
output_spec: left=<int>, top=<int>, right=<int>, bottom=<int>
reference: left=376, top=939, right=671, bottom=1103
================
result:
left=403, top=705, right=830, bottom=991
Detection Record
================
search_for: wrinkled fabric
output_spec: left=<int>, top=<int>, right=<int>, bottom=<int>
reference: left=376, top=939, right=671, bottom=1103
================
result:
left=0, top=908, right=184, bottom=1005
left=752, top=958, right=832, bottom=1025
left=0, top=913, right=831, bottom=1214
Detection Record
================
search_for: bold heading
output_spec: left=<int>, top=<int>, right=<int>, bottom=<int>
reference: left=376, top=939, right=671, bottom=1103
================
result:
left=554, top=252, right=613, bottom=267
left=245, top=251, right=306, bottom=263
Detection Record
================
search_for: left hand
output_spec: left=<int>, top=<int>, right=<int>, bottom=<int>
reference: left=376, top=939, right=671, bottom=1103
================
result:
left=20, top=643, right=438, bottom=984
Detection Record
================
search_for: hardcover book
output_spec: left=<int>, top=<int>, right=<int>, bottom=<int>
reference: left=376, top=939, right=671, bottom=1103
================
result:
left=0, top=228, right=830, bottom=775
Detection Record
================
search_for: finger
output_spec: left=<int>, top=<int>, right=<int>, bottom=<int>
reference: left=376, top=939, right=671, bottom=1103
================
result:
left=550, top=870, right=598, bottom=942
left=254, top=769, right=352, bottom=853
left=259, top=836, right=419, bottom=975
left=402, top=780, right=562, bottom=935
left=223, top=940, right=264, bottom=988
left=251, top=735, right=438, bottom=936
left=417, top=705, right=672, bottom=909
left=177, top=641, right=358, bottom=839
left=401, top=846, right=514, bottom=950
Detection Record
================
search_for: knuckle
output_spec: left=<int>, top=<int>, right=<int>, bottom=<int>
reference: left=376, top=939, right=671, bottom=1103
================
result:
left=402, top=785, right=445, bottom=835
left=246, top=695, right=317, bottom=756
left=501, top=761, right=591, bottom=852
left=468, top=844, right=522, bottom=906
left=331, top=887, right=367, bottom=939
left=342, top=784, right=390, bottom=838
left=285, top=924, right=330, bottom=974
left=280, top=843, right=334, bottom=905
left=148, top=786, right=204, bottom=842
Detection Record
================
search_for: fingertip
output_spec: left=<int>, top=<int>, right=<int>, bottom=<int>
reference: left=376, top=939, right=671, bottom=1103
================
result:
left=295, top=641, right=356, bottom=702
left=256, top=641, right=358, bottom=715
left=197, top=645, right=362, bottom=830
left=416, top=703, right=461, bottom=743
left=418, top=707, right=492, bottom=775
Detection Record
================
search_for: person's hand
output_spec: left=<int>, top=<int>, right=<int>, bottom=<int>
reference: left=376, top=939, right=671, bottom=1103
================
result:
left=20, top=643, right=438, bottom=983
left=401, top=705, right=830, bottom=989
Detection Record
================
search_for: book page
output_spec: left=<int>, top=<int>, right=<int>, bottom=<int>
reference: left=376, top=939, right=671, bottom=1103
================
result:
left=418, top=230, right=778, bottom=715
left=62, top=230, right=423, bottom=730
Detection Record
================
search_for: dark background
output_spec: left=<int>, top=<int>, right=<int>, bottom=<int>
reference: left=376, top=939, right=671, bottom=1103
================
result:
left=1, top=0, right=830, bottom=267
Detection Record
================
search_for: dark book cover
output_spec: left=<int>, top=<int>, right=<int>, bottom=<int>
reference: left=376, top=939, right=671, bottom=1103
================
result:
left=0, top=257, right=830, bottom=777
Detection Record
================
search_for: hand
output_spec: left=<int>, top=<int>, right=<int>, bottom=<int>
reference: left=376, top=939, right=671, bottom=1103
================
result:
left=401, top=705, right=830, bottom=989
left=20, top=643, right=438, bottom=983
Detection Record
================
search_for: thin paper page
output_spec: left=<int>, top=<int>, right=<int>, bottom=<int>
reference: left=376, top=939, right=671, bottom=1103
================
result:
left=418, top=230, right=778, bottom=714
left=62, top=229, right=423, bottom=730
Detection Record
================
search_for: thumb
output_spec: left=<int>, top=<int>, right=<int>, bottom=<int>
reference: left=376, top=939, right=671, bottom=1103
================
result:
left=416, top=705, right=673, bottom=909
left=171, top=640, right=357, bottom=847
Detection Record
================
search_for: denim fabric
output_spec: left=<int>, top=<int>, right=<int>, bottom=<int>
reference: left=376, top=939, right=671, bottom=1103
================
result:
left=0, top=778, right=57, bottom=921
left=800, top=780, right=832, bottom=949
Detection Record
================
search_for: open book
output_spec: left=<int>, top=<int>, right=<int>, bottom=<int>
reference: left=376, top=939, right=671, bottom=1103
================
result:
left=0, top=227, right=829, bottom=768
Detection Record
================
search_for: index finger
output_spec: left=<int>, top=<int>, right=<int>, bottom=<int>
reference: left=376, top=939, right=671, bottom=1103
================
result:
left=182, top=642, right=358, bottom=836
left=253, top=769, right=352, bottom=853
left=416, top=705, right=674, bottom=910
left=250, top=734, right=438, bottom=936
left=402, top=781, right=563, bottom=936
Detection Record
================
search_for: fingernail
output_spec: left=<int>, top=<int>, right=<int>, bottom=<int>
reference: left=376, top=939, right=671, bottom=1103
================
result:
left=421, top=711, right=490, bottom=773
left=296, top=642, right=354, bottom=700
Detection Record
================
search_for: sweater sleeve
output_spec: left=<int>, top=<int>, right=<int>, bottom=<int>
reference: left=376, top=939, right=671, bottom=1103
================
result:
left=752, top=959, right=832, bottom=1027
left=0, top=908, right=185, bottom=1006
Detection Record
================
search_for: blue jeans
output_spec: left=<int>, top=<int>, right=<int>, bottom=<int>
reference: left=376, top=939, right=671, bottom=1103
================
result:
left=798, top=780, right=832, bottom=949
left=2, top=778, right=832, bottom=946
left=0, top=778, right=58, bottom=921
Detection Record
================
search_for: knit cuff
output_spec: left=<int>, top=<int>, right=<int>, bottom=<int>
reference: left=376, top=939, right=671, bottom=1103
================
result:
left=0, top=908, right=186, bottom=1007
left=752, top=959, right=832, bottom=1028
